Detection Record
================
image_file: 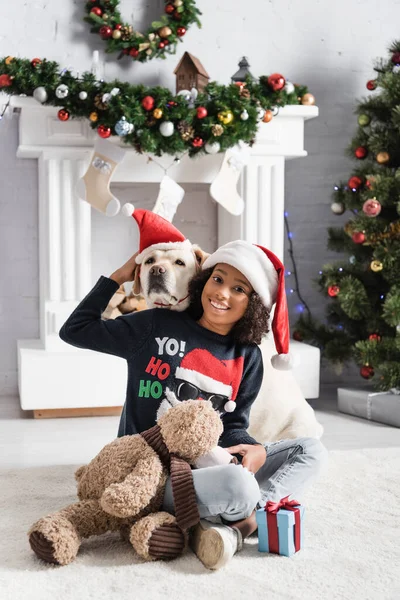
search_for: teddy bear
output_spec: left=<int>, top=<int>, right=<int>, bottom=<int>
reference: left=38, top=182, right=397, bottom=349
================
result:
left=28, top=400, right=223, bottom=566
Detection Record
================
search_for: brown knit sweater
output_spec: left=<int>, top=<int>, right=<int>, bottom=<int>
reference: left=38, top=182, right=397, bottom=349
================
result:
left=141, top=425, right=200, bottom=530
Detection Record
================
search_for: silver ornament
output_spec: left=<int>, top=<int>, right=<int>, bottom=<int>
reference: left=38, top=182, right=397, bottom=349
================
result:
left=284, top=81, right=295, bottom=94
left=33, top=86, right=48, bottom=104
left=257, top=107, right=265, bottom=120
left=205, top=142, right=220, bottom=154
left=240, top=110, right=249, bottom=121
left=331, top=201, right=345, bottom=215
left=55, top=84, right=69, bottom=99
left=159, top=121, right=174, bottom=137
left=79, top=91, right=88, bottom=100
left=271, top=106, right=279, bottom=116
left=393, top=65, right=400, bottom=74
left=115, top=116, right=134, bottom=136
left=397, top=324, right=400, bottom=334
left=349, top=255, right=356, bottom=265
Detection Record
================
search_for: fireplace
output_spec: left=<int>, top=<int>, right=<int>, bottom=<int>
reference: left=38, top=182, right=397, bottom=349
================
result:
left=11, top=96, right=320, bottom=412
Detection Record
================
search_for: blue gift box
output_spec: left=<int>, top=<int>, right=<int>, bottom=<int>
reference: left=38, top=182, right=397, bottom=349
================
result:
left=256, top=503, right=305, bottom=557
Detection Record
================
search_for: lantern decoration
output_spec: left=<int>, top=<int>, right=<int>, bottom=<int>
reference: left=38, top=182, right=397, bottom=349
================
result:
left=348, top=176, right=363, bottom=190
left=370, top=260, right=383, bottom=272
left=328, top=285, right=340, bottom=297
left=368, top=333, right=381, bottom=342
left=153, top=108, right=163, bottom=119
left=358, top=114, right=371, bottom=127
left=366, top=80, right=377, bottom=90
left=57, top=109, right=70, bottom=121
left=301, top=93, right=315, bottom=105
left=362, top=198, right=381, bottom=217
left=352, top=231, right=366, bottom=244
left=267, top=73, right=285, bottom=92
left=218, top=111, right=234, bottom=125
left=331, top=202, right=345, bottom=215
left=376, top=151, right=390, bottom=164
left=142, top=96, right=155, bottom=111
left=360, top=365, right=374, bottom=379
left=355, top=146, right=368, bottom=159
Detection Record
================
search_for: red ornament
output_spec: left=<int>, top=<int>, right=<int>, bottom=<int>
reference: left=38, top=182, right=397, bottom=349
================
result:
left=173, top=10, right=182, bottom=20
left=90, top=6, right=102, bottom=16
left=328, top=285, right=340, bottom=298
left=292, top=331, right=303, bottom=342
left=57, top=109, right=70, bottom=122
left=99, top=25, right=113, bottom=39
left=192, top=137, right=204, bottom=148
left=196, top=106, right=208, bottom=119
left=365, top=178, right=373, bottom=189
left=368, top=333, right=381, bottom=342
left=163, top=40, right=169, bottom=46
left=0, top=74, right=13, bottom=87
left=177, top=26, right=186, bottom=36
left=355, top=146, right=368, bottom=159
left=366, top=79, right=377, bottom=91
left=142, top=95, right=155, bottom=111
left=114, top=24, right=122, bottom=30
left=362, top=198, right=381, bottom=217
left=31, top=58, right=42, bottom=68
left=391, top=52, right=400, bottom=64
left=267, top=73, right=286, bottom=92
left=158, top=42, right=166, bottom=49
left=348, top=176, right=363, bottom=190
left=129, top=48, right=139, bottom=57
left=360, top=365, right=374, bottom=379
left=97, top=125, right=111, bottom=138
left=165, top=3, right=175, bottom=13
left=352, top=231, right=366, bottom=244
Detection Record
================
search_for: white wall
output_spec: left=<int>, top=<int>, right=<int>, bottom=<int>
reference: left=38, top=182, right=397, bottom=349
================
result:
left=1, top=0, right=400, bottom=396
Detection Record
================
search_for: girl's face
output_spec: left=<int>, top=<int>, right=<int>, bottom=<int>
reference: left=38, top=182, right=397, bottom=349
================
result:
left=198, top=263, right=253, bottom=335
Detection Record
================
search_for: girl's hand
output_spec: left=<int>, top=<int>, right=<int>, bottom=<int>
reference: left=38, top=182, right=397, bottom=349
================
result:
left=225, top=444, right=267, bottom=474
left=110, top=252, right=139, bottom=286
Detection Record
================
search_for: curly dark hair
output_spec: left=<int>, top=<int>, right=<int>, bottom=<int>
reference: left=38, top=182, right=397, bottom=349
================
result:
left=187, top=267, right=270, bottom=345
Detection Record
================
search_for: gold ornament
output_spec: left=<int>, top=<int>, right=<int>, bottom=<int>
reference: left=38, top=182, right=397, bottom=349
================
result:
left=217, top=111, right=234, bottom=125
left=120, top=25, right=133, bottom=41
left=5, top=56, right=14, bottom=65
left=370, top=260, right=383, bottom=272
left=376, top=151, right=390, bottom=164
left=174, top=0, right=183, bottom=6
left=158, top=26, right=172, bottom=38
left=139, top=42, right=150, bottom=52
left=94, top=94, right=108, bottom=110
left=301, top=93, right=315, bottom=106
left=263, top=110, right=273, bottom=123
left=212, top=124, right=224, bottom=136
left=153, top=108, right=163, bottom=119
left=112, top=30, right=122, bottom=40
left=102, top=13, right=109, bottom=20
left=89, top=112, right=98, bottom=122
left=146, top=49, right=153, bottom=56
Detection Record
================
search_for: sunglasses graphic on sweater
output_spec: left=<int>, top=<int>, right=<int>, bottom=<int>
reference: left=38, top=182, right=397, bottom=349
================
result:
left=175, top=380, right=229, bottom=412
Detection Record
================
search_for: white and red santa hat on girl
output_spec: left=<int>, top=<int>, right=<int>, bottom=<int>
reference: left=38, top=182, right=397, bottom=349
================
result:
left=122, top=204, right=192, bottom=264
left=202, top=240, right=293, bottom=371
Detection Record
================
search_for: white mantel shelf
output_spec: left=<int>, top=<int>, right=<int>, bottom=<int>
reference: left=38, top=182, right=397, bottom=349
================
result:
left=11, top=96, right=320, bottom=410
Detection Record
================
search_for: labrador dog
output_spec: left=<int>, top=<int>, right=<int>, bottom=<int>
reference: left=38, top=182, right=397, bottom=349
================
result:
left=104, top=243, right=208, bottom=318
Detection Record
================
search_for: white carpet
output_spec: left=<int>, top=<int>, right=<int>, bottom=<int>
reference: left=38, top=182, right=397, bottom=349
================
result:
left=1, top=448, right=399, bottom=600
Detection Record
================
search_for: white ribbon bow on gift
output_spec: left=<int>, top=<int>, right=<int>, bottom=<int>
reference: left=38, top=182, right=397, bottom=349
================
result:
left=92, top=157, right=112, bottom=174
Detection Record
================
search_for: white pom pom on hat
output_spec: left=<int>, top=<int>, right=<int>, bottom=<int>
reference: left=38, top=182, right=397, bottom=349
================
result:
left=202, top=240, right=294, bottom=370
left=121, top=204, right=192, bottom=264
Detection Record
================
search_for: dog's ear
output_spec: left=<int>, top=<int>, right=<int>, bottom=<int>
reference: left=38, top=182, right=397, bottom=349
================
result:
left=132, top=264, right=142, bottom=295
left=192, top=245, right=209, bottom=271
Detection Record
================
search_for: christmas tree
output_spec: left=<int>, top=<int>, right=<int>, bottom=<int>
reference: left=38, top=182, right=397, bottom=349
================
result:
left=296, top=41, right=400, bottom=391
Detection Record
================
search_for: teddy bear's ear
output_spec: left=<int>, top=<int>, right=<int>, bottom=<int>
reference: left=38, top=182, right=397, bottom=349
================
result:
left=192, top=245, right=209, bottom=271
left=132, top=264, right=141, bottom=295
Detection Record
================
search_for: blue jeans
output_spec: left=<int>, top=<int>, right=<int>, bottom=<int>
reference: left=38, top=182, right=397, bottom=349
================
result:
left=162, top=437, right=328, bottom=522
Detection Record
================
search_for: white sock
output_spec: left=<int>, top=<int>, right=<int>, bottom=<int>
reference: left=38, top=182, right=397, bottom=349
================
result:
left=152, top=175, right=185, bottom=222
left=210, top=143, right=250, bottom=215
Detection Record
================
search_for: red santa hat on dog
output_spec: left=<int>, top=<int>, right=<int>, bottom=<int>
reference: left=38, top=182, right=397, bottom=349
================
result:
left=202, top=240, right=293, bottom=371
left=122, top=205, right=192, bottom=264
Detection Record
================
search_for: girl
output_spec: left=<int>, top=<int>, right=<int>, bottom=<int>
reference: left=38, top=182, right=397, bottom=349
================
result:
left=60, top=238, right=327, bottom=570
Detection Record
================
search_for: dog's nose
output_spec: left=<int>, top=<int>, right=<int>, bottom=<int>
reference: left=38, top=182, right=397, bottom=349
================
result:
left=150, top=265, right=166, bottom=276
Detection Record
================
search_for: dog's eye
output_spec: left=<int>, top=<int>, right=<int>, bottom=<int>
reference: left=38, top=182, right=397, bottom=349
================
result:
left=145, top=257, right=155, bottom=265
left=175, top=259, right=186, bottom=266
